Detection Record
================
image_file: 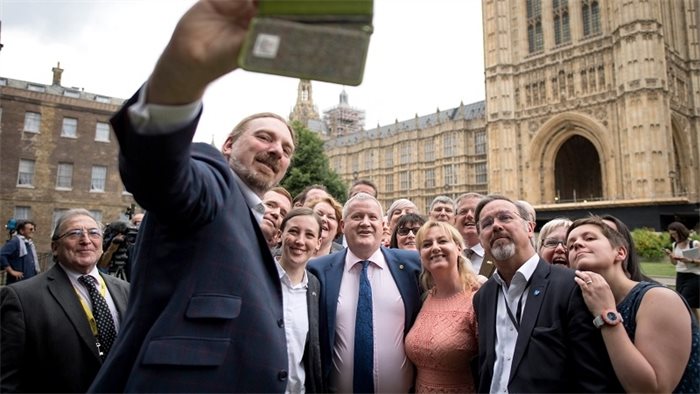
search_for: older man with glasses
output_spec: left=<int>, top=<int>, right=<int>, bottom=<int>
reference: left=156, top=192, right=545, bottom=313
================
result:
left=1, top=209, right=129, bottom=393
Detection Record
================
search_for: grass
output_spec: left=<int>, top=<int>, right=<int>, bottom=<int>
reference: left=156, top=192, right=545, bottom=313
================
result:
left=640, top=261, right=676, bottom=278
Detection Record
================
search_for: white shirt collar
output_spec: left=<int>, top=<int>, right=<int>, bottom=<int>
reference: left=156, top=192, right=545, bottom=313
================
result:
left=59, top=263, right=102, bottom=283
left=493, top=253, right=539, bottom=288
left=469, top=242, right=485, bottom=257
left=275, top=258, right=308, bottom=289
left=344, top=247, right=386, bottom=272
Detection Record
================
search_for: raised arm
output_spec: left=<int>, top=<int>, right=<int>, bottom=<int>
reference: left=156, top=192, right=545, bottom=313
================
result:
left=147, top=0, right=257, bottom=105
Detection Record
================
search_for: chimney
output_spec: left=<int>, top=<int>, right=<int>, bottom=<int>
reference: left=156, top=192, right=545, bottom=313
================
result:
left=52, top=62, right=63, bottom=86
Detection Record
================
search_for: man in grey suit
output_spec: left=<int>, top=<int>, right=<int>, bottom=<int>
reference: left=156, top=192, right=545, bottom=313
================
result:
left=1, top=209, right=129, bottom=393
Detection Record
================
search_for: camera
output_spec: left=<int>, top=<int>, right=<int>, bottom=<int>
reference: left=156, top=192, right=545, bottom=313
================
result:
left=102, top=221, right=138, bottom=281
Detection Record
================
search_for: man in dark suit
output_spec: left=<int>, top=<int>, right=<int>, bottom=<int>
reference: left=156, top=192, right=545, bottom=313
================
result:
left=472, top=195, right=621, bottom=393
left=1, top=209, right=129, bottom=393
left=308, top=193, right=422, bottom=393
left=89, top=2, right=296, bottom=392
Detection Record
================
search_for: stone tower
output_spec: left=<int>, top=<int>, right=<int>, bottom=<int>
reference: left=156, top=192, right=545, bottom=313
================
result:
left=289, top=79, right=320, bottom=126
left=482, top=0, right=699, bottom=211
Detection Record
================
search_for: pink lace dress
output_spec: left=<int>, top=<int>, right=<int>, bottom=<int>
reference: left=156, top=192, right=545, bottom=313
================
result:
left=405, top=289, right=478, bottom=393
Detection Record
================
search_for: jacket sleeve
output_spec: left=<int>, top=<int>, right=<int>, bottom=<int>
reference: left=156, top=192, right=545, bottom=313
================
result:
left=1, top=286, right=26, bottom=393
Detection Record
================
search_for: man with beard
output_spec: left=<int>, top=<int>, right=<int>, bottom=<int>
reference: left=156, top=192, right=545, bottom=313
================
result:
left=89, top=1, right=295, bottom=392
left=471, top=195, right=621, bottom=393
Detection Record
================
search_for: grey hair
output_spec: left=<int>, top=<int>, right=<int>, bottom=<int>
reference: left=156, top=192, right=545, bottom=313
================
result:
left=386, top=199, right=418, bottom=222
left=455, top=192, right=484, bottom=207
left=429, top=195, right=455, bottom=211
left=342, top=192, right=384, bottom=219
left=538, top=218, right=573, bottom=249
left=51, top=208, right=101, bottom=240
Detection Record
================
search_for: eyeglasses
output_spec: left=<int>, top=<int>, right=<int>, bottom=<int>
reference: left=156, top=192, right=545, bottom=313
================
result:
left=53, top=228, right=102, bottom=241
left=397, top=226, right=421, bottom=236
left=542, top=238, right=567, bottom=249
left=478, top=210, right=523, bottom=230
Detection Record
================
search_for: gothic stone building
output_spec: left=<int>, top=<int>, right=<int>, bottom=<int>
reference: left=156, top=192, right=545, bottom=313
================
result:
left=323, top=0, right=699, bottom=230
left=0, top=64, right=134, bottom=261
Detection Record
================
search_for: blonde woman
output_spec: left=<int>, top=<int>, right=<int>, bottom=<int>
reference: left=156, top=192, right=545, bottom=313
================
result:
left=405, top=221, right=480, bottom=393
left=305, top=196, right=344, bottom=256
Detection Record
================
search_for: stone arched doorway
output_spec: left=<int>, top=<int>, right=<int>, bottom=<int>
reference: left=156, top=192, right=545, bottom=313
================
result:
left=554, top=135, right=603, bottom=202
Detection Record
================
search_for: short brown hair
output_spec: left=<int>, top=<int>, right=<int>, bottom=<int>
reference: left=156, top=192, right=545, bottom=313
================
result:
left=268, top=186, right=292, bottom=206
left=224, top=112, right=296, bottom=147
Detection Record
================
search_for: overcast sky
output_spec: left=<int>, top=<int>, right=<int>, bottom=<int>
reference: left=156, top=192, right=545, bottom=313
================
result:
left=1, top=0, right=485, bottom=146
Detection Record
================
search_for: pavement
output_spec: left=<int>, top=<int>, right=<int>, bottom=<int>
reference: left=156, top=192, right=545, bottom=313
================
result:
left=652, top=276, right=675, bottom=287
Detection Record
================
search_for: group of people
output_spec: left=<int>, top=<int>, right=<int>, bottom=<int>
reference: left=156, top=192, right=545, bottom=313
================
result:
left=1, top=1, right=698, bottom=393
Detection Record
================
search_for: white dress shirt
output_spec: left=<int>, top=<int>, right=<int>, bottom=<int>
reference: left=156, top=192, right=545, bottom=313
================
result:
left=275, top=260, right=309, bottom=394
left=465, top=242, right=485, bottom=273
left=60, top=264, right=121, bottom=332
left=329, top=248, right=413, bottom=393
left=489, top=253, right=539, bottom=393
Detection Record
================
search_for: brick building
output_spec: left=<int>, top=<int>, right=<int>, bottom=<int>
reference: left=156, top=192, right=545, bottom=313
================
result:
left=0, top=64, right=135, bottom=262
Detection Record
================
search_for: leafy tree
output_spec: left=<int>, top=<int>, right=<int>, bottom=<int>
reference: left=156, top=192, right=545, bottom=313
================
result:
left=281, top=121, right=347, bottom=202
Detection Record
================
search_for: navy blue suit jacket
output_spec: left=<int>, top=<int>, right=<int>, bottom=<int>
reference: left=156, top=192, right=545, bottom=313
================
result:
left=473, top=259, right=622, bottom=393
left=307, top=247, right=422, bottom=384
left=89, top=93, right=288, bottom=393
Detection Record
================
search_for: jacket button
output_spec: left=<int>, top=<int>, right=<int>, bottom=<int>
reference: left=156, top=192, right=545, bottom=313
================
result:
left=278, top=370, right=288, bottom=381
left=277, top=319, right=284, bottom=328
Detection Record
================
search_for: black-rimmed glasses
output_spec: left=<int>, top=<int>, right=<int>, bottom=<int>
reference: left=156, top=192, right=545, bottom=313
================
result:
left=397, top=226, right=421, bottom=236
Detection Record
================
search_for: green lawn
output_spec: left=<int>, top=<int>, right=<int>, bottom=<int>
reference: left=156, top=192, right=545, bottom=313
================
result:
left=640, top=261, right=676, bottom=277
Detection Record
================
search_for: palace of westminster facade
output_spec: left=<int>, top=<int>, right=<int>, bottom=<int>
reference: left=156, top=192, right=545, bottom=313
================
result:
left=291, top=0, right=700, bottom=230
left=1, top=0, right=698, bottom=257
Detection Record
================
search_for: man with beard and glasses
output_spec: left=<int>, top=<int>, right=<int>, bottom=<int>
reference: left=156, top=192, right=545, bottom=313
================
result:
left=471, top=195, right=622, bottom=393
left=89, top=1, right=296, bottom=392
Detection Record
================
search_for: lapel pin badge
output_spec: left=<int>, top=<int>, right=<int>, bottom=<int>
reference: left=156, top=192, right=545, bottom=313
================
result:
left=399, top=264, right=404, bottom=270
left=533, top=289, right=541, bottom=296
left=312, top=291, right=317, bottom=296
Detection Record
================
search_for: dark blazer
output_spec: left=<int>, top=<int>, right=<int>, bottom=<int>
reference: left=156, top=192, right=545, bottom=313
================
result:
left=304, top=271, right=323, bottom=393
left=307, top=246, right=422, bottom=384
left=0, top=264, right=129, bottom=393
left=473, top=259, right=622, bottom=393
left=89, top=93, right=289, bottom=393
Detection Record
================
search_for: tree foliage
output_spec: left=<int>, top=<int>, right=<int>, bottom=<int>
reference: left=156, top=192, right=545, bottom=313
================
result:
left=280, top=122, right=347, bottom=202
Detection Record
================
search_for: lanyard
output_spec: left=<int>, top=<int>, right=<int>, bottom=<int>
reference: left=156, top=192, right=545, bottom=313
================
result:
left=502, top=280, right=531, bottom=331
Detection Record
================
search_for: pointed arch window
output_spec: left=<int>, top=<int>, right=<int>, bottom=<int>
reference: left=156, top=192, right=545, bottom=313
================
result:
left=553, top=0, right=570, bottom=45
left=527, top=0, right=543, bottom=53
left=582, top=0, right=601, bottom=37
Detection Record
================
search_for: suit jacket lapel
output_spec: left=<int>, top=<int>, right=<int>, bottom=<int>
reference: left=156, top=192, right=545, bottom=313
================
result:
left=509, top=259, right=550, bottom=381
left=481, top=279, right=499, bottom=379
left=323, top=251, right=346, bottom=352
left=47, top=265, right=101, bottom=360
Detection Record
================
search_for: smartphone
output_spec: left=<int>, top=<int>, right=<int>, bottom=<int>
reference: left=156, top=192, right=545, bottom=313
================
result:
left=238, top=0, right=373, bottom=86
